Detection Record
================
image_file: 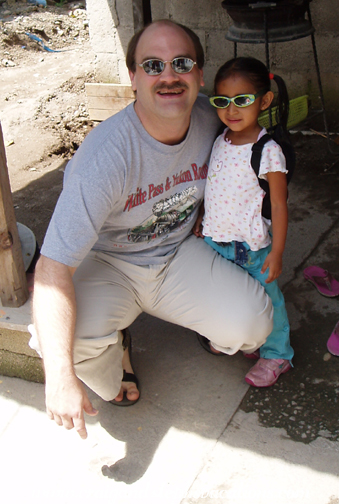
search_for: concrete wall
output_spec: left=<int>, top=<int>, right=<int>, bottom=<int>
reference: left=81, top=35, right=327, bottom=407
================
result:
left=86, top=0, right=339, bottom=128
left=86, top=0, right=135, bottom=85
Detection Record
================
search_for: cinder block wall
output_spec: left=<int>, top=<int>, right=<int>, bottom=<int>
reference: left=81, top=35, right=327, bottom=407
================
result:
left=86, top=0, right=135, bottom=86
left=86, top=0, right=339, bottom=129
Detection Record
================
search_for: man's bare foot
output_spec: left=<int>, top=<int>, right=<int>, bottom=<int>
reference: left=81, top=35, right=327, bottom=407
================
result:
left=196, top=333, right=225, bottom=356
left=208, top=342, right=222, bottom=355
left=112, top=344, right=140, bottom=405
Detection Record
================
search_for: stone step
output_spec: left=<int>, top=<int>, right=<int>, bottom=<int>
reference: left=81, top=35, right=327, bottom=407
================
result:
left=0, top=294, right=44, bottom=383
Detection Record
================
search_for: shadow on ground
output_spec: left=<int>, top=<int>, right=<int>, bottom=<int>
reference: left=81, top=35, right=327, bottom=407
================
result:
left=241, top=133, right=339, bottom=443
left=12, top=160, right=66, bottom=246
left=5, top=133, right=339, bottom=486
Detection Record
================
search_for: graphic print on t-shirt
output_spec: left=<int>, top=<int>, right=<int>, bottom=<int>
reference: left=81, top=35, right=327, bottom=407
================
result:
left=128, top=186, right=198, bottom=243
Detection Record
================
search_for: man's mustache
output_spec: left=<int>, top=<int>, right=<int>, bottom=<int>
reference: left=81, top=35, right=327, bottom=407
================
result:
left=154, top=82, right=188, bottom=92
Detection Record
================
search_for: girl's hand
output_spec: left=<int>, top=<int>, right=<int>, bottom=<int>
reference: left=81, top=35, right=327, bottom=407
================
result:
left=192, top=201, right=205, bottom=238
left=192, top=215, right=204, bottom=237
left=261, top=251, right=283, bottom=283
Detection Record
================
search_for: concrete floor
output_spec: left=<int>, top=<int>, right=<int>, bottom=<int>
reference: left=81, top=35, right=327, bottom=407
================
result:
left=1, top=135, right=339, bottom=504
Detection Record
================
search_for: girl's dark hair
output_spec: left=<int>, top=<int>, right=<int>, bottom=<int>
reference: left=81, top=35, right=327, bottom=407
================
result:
left=214, top=57, right=289, bottom=131
left=126, top=20, right=205, bottom=73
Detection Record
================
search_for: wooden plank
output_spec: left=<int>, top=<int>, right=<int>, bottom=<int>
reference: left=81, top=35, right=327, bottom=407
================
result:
left=85, top=83, right=135, bottom=121
left=87, top=95, right=134, bottom=110
left=85, top=83, right=135, bottom=99
left=0, top=123, right=29, bottom=307
left=87, top=109, right=120, bottom=122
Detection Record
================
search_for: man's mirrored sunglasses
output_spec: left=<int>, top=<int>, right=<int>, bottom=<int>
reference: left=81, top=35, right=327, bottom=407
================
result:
left=209, top=91, right=265, bottom=109
left=138, top=57, right=197, bottom=76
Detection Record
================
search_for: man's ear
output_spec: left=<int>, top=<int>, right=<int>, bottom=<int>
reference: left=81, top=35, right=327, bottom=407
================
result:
left=129, top=69, right=137, bottom=92
left=199, top=68, right=205, bottom=88
left=260, top=90, right=274, bottom=111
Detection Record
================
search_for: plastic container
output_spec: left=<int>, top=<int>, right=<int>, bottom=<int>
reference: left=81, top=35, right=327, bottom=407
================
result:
left=258, top=95, right=309, bottom=130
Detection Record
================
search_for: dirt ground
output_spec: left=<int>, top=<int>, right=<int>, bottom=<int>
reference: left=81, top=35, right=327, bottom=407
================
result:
left=0, top=0, right=97, bottom=245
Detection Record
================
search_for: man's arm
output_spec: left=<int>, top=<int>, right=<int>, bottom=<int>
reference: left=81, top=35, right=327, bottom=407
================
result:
left=33, top=255, right=98, bottom=439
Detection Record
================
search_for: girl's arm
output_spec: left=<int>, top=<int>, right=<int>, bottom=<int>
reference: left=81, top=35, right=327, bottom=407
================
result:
left=261, top=171, right=288, bottom=283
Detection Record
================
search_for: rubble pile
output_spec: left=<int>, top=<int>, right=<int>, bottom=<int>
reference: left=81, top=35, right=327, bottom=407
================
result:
left=0, top=0, right=89, bottom=67
left=0, top=0, right=96, bottom=180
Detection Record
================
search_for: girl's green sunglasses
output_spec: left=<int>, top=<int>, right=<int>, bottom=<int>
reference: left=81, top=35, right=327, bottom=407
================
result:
left=209, top=91, right=265, bottom=109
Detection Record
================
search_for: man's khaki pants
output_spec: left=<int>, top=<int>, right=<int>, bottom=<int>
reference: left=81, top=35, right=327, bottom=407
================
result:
left=68, top=235, right=273, bottom=401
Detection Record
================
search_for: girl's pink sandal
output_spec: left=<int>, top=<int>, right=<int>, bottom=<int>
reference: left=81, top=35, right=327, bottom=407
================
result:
left=303, top=266, right=339, bottom=297
left=327, top=322, right=339, bottom=356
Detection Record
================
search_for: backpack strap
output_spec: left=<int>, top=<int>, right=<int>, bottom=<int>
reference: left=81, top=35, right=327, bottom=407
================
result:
left=251, top=131, right=294, bottom=220
left=250, top=133, right=272, bottom=178
left=251, top=133, right=272, bottom=219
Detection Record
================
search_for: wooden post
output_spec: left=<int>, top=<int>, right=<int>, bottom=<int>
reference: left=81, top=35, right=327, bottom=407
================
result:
left=0, top=122, right=29, bottom=307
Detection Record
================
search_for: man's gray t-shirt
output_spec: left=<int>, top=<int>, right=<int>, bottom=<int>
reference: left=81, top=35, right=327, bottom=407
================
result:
left=41, top=94, right=221, bottom=267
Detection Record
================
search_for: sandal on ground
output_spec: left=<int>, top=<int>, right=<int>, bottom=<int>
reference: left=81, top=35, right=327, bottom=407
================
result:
left=110, top=370, right=140, bottom=407
left=196, top=333, right=224, bottom=356
left=110, top=329, right=140, bottom=407
left=303, top=266, right=339, bottom=297
left=327, top=321, right=339, bottom=356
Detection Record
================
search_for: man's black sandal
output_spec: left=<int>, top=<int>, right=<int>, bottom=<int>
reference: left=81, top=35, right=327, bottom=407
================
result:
left=110, top=329, right=140, bottom=407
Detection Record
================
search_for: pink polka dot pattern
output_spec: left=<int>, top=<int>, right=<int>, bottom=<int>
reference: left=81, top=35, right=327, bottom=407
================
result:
left=203, top=128, right=287, bottom=251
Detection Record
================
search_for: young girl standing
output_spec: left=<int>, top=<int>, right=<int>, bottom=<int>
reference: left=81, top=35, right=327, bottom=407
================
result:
left=195, top=57, right=294, bottom=387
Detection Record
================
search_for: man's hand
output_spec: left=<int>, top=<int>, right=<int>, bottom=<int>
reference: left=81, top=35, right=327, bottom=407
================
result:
left=261, top=251, right=282, bottom=284
left=33, top=256, right=98, bottom=439
left=45, top=373, right=98, bottom=439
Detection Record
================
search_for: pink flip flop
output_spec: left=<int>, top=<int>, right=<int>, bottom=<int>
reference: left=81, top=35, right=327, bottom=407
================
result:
left=303, top=266, right=339, bottom=297
left=327, top=321, right=339, bottom=356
